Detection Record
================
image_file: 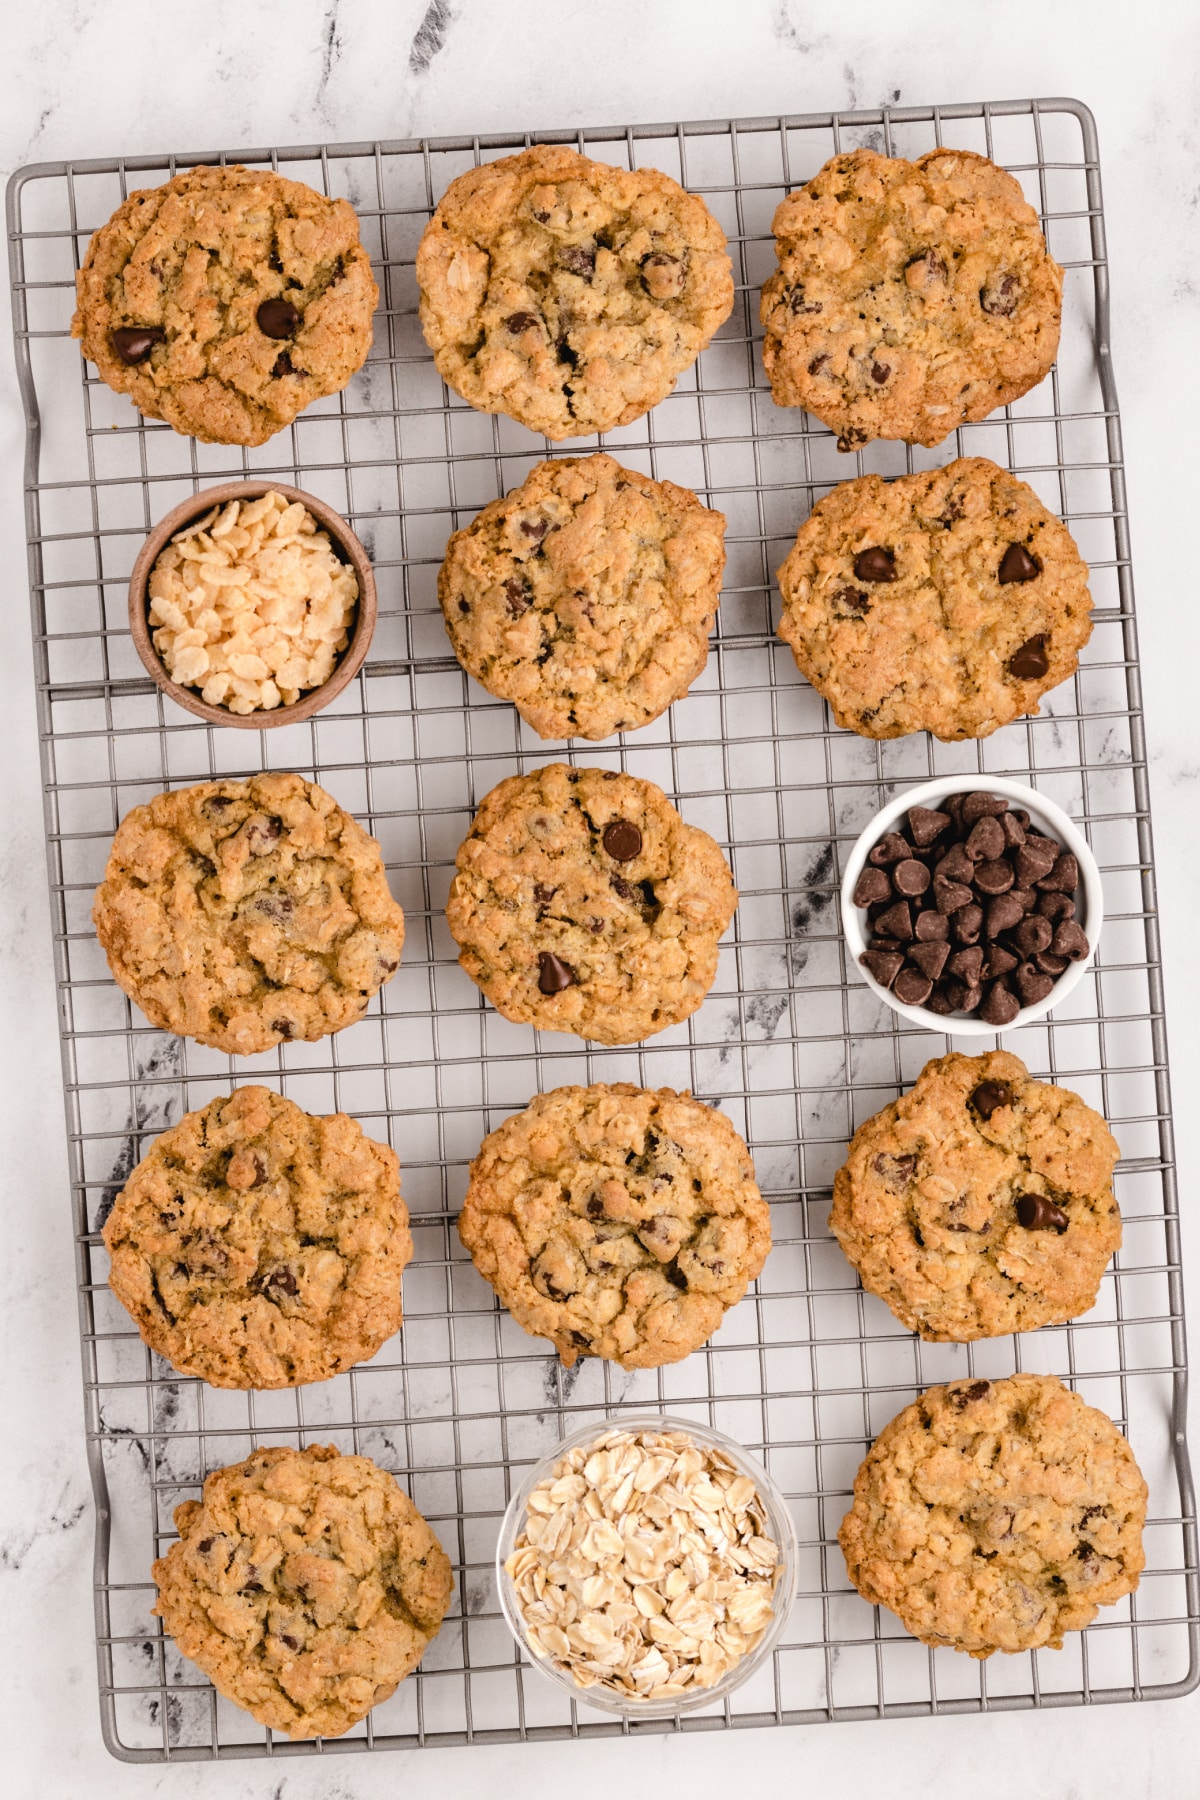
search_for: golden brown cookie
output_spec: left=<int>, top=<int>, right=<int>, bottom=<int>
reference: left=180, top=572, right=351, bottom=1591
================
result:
left=776, top=459, right=1092, bottom=739
left=830, top=1050, right=1120, bottom=1341
left=153, top=1445, right=453, bottom=1738
left=103, top=1087, right=411, bottom=1388
left=839, top=1374, right=1146, bottom=1657
left=416, top=145, right=734, bottom=438
left=439, top=453, right=726, bottom=740
left=93, top=773, right=404, bottom=1056
left=445, top=763, right=737, bottom=1044
left=72, top=165, right=378, bottom=445
left=460, top=1083, right=770, bottom=1367
left=761, top=148, right=1062, bottom=448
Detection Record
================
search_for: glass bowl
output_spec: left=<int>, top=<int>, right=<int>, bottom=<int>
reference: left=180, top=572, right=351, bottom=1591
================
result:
left=495, top=1412, right=797, bottom=1719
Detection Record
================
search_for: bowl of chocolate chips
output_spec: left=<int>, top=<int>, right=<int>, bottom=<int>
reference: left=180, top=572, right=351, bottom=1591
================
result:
left=840, top=775, right=1102, bottom=1035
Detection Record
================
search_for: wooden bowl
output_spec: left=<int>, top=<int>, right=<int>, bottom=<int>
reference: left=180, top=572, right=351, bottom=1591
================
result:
left=128, top=480, right=377, bottom=730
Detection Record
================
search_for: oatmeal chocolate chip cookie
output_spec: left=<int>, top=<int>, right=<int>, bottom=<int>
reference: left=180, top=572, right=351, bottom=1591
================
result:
left=416, top=145, right=734, bottom=439
left=93, top=773, right=404, bottom=1056
left=831, top=1050, right=1120, bottom=1341
left=72, top=165, right=378, bottom=446
left=460, top=1083, right=770, bottom=1367
left=153, top=1444, right=453, bottom=1738
left=839, top=1373, right=1147, bottom=1657
left=445, top=763, right=737, bottom=1044
left=761, top=148, right=1062, bottom=448
left=776, top=458, right=1092, bottom=739
left=103, top=1086, right=411, bottom=1388
left=439, top=453, right=726, bottom=740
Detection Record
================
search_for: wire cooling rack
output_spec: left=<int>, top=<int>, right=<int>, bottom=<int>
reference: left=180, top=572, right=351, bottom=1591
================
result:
left=8, top=97, right=1199, bottom=1762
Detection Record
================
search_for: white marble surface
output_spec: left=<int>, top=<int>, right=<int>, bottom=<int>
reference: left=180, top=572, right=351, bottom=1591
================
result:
left=2, top=2, right=1199, bottom=1794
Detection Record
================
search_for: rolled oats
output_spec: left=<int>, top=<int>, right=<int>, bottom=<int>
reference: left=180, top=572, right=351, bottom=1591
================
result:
left=505, top=1428, right=784, bottom=1702
left=149, top=490, right=359, bottom=713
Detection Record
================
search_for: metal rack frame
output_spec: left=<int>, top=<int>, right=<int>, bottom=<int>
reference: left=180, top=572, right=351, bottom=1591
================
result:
left=8, top=96, right=1198, bottom=1762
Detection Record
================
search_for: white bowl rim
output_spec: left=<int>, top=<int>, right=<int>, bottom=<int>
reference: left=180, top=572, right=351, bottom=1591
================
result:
left=494, top=1410, right=799, bottom=1719
left=839, top=774, right=1104, bottom=1038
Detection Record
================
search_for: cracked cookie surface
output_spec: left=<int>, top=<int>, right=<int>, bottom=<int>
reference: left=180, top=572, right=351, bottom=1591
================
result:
left=93, top=773, right=404, bottom=1056
left=103, top=1086, right=411, bottom=1388
left=445, top=763, right=737, bottom=1044
left=761, top=149, right=1061, bottom=448
left=416, top=145, right=734, bottom=439
left=153, top=1444, right=452, bottom=1738
left=839, top=1373, right=1146, bottom=1657
left=776, top=459, right=1092, bottom=740
left=459, top=1083, right=770, bottom=1367
left=831, top=1051, right=1120, bottom=1341
left=439, top=453, right=726, bottom=740
left=72, top=165, right=378, bottom=445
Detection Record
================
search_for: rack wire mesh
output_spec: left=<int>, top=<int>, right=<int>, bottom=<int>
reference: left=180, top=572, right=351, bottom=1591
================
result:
left=8, top=97, right=1199, bottom=1762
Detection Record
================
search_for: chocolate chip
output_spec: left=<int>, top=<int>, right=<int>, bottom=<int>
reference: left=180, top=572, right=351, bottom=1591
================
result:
left=973, top=858, right=1015, bottom=896
left=965, top=815, right=1005, bottom=862
left=982, top=945, right=1019, bottom=979
left=861, top=948, right=904, bottom=989
left=893, top=966, right=933, bottom=1005
left=941, top=792, right=966, bottom=829
left=1052, top=919, right=1090, bottom=961
left=969, top=1080, right=1012, bottom=1120
left=559, top=245, right=595, bottom=277
left=1015, top=1193, right=1069, bottom=1232
left=256, top=298, right=301, bottom=339
left=271, top=351, right=296, bottom=377
left=874, top=1152, right=917, bottom=1185
left=935, top=843, right=976, bottom=885
left=271, top=1018, right=295, bottom=1040
left=909, top=939, right=949, bottom=980
left=808, top=353, right=830, bottom=375
left=1012, top=914, right=1054, bottom=956
left=504, top=577, right=532, bottom=616
left=602, top=819, right=643, bottom=862
left=874, top=900, right=914, bottom=941
left=197, top=1537, right=216, bottom=1553
left=979, top=979, right=1021, bottom=1026
left=868, top=832, right=910, bottom=865
left=788, top=286, right=822, bottom=314
left=986, top=892, right=1026, bottom=936
left=1014, top=839, right=1057, bottom=885
left=1036, top=891, right=1075, bottom=922
left=1038, top=852, right=1079, bottom=894
left=1000, top=811, right=1027, bottom=849
left=891, top=858, right=931, bottom=899
left=908, top=806, right=951, bottom=847
left=1008, top=633, right=1050, bottom=677
left=520, top=516, right=549, bottom=541
left=934, top=876, right=974, bottom=914
left=952, top=1380, right=992, bottom=1408
left=944, top=978, right=983, bottom=1013
left=111, top=325, right=164, bottom=364
left=952, top=903, right=983, bottom=944
left=980, top=272, right=1020, bottom=317
left=264, top=1266, right=298, bottom=1297
left=926, top=986, right=956, bottom=1015
left=505, top=311, right=540, bottom=333
left=947, top=945, right=984, bottom=985
left=998, top=542, right=1041, bottom=585
left=538, top=951, right=575, bottom=993
left=961, top=791, right=1009, bottom=825
left=1014, top=963, right=1055, bottom=1006
left=870, top=360, right=891, bottom=384
left=1033, top=950, right=1070, bottom=976
left=832, top=586, right=870, bottom=616
left=245, top=814, right=282, bottom=855
left=915, top=910, right=949, bottom=942
left=280, top=1633, right=302, bottom=1652
left=853, top=866, right=892, bottom=907
left=853, top=547, right=896, bottom=583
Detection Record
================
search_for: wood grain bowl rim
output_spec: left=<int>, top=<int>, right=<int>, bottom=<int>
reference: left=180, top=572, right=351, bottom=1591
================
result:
left=127, top=479, right=377, bottom=730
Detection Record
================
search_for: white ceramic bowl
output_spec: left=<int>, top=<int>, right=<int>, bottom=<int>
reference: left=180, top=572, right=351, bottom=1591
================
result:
left=839, top=774, right=1103, bottom=1037
left=495, top=1412, right=797, bottom=1719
